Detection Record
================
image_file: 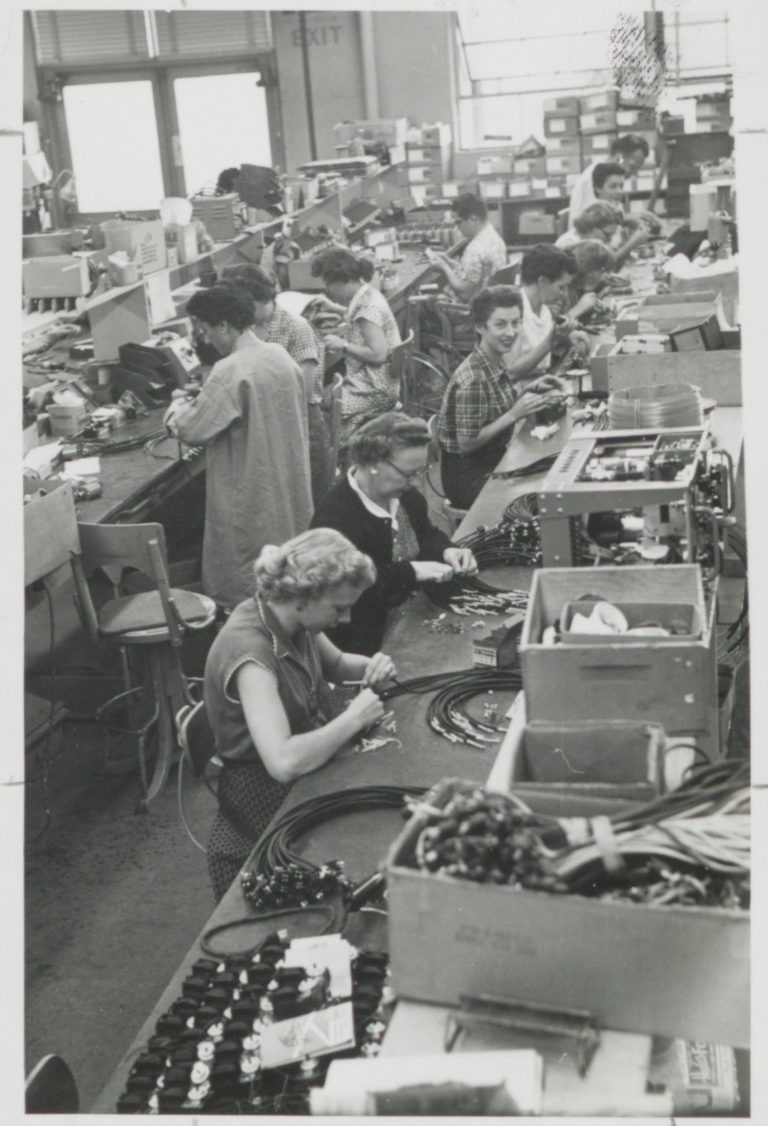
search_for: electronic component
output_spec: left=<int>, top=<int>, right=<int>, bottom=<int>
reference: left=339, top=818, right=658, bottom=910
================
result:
left=537, top=426, right=734, bottom=570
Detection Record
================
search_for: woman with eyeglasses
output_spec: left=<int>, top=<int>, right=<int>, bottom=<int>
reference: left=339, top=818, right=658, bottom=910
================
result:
left=310, top=412, right=478, bottom=655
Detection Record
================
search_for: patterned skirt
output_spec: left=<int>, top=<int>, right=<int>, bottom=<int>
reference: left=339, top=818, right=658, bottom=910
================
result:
left=207, top=758, right=291, bottom=902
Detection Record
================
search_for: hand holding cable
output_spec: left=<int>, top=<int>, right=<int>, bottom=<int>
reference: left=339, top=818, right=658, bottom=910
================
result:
left=362, top=652, right=398, bottom=688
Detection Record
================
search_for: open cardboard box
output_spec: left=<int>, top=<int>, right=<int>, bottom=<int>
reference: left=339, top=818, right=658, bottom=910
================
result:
left=519, top=566, right=720, bottom=759
left=386, top=778, right=749, bottom=1048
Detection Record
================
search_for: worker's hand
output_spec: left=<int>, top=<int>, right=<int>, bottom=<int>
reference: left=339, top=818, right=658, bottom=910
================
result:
left=443, top=547, right=478, bottom=575
left=567, top=329, right=592, bottom=360
left=424, top=249, right=449, bottom=267
left=411, top=560, right=454, bottom=583
left=363, top=652, right=398, bottom=687
left=569, top=292, right=601, bottom=318
left=511, top=389, right=560, bottom=423
left=323, top=333, right=347, bottom=351
left=527, top=374, right=567, bottom=395
left=345, top=688, right=385, bottom=731
left=163, top=396, right=191, bottom=435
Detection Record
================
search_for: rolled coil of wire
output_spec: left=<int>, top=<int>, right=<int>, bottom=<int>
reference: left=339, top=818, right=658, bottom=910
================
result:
left=608, top=382, right=703, bottom=429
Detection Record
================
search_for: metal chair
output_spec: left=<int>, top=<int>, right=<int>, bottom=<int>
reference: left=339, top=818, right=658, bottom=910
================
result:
left=488, top=263, right=520, bottom=286
left=425, top=414, right=468, bottom=535
left=71, top=521, right=217, bottom=811
left=25, top=1054, right=79, bottom=1113
left=175, top=697, right=220, bottom=851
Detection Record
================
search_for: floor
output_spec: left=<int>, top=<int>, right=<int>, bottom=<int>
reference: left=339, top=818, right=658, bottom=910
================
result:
left=23, top=565, right=750, bottom=1113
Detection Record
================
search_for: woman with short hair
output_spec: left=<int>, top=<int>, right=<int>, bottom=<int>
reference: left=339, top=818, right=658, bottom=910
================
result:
left=310, top=248, right=401, bottom=442
left=311, top=412, right=477, bottom=655
left=437, top=286, right=566, bottom=509
left=204, top=528, right=397, bottom=899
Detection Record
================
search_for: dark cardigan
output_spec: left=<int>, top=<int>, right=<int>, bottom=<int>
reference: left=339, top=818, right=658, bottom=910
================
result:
left=310, top=475, right=451, bottom=655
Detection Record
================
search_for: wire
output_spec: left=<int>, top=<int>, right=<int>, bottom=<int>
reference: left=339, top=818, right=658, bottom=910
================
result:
left=27, top=584, right=59, bottom=844
left=176, top=751, right=207, bottom=852
left=200, top=904, right=338, bottom=958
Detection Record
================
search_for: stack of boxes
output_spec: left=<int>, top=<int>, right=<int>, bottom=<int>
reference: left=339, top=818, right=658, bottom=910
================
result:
left=402, top=122, right=453, bottom=202
left=695, top=92, right=732, bottom=134
left=333, top=118, right=408, bottom=167
left=543, top=95, right=583, bottom=201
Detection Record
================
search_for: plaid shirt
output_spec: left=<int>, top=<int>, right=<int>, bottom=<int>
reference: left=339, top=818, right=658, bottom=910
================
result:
left=437, top=346, right=519, bottom=454
left=254, top=305, right=323, bottom=402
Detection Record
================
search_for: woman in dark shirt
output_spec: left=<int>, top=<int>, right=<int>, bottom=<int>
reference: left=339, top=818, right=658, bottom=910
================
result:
left=204, top=528, right=396, bottom=900
left=310, top=412, right=478, bottom=655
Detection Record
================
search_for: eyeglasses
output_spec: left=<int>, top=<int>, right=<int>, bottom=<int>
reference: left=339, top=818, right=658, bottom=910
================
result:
left=383, top=458, right=430, bottom=481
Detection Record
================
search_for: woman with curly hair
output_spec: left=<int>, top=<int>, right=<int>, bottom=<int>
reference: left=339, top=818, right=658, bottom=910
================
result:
left=310, top=247, right=401, bottom=442
left=203, top=529, right=397, bottom=899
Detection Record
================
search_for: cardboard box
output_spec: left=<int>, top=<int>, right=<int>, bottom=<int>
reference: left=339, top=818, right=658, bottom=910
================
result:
left=102, top=219, right=166, bottom=276
left=545, top=154, right=581, bottom=176
left=617, top=107, right=656, bottom=129
left=615, top=294, right=722, bottom=339
left=520, top=565, right=720, bottom=757
left=580, top=88, right=619, bottom=113
left=22, top=255, right=90, bottom=299
left=478, top=180, right=507, bottom=200
left=544, top=136, right=582, bottom=156
left=508, top=719, right=665, bottom=800
left=477, top=155, right=514, bottom=176
left=591, top=342, right=742, bottom=406
left=190, top=194, right=241, bottom=242
left=507, top=178, right=532, bottom=199
left=48, top=402, right=88, bottom=437
left=514, top=156, right=547, bottom=177
left=543, top=114, right=580, bottom=139
left=586, top=132, right=617, bottom=154
left=386, top=779, right=749, bottom=1048
left=580, top=110, right=618, bottom=134
left=406, top=164, right=439, bottom=184
left=420, top=122, right=452, bottom=146
left=542, top=95, right=580, bottom=116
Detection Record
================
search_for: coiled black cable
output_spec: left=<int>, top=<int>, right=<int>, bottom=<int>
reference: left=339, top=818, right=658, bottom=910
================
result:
left=240, top=784, right=427, bottom=909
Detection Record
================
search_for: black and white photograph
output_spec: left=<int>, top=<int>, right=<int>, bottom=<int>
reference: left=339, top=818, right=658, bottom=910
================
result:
left=4, top=0, right=767, bottom=1120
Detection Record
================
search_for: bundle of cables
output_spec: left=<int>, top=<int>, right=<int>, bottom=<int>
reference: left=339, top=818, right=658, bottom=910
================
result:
left=240, top=785, right=426, bottom=912
left=422, top=514, right=542, bottom=612
left=379, top=667, right=523, bottom=748
left=412, top=759, right=750, bottom=909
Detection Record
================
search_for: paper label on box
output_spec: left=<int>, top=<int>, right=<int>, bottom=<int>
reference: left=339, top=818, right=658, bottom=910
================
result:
left=549, top=119, right=566, bottom=133
left=259, top=1002, right=355, bottom=1068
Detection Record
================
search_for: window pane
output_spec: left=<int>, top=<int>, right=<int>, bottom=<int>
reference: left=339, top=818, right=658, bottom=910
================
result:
left=174, top=73, right=272, bottom=196
left=63, top=81, right=165, bottom=212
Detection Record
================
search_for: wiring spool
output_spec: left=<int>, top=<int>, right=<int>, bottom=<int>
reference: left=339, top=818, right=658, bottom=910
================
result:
left=608, top=382, right=703, bottom=429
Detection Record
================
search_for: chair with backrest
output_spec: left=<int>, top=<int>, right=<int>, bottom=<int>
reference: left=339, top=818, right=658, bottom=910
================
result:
left=425, top=414, right=468, bottom=536
left=176, top=697, right=218, bottom=779
left=71, top=521, right=217, bottom=810
left=25, top=1054, right=79, bottom=1113
left=488, top=263, right=520, bottom=287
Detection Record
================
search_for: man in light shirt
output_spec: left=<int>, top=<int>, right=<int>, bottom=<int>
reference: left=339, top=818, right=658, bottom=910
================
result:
left=425, top=193, right=507, bottom=301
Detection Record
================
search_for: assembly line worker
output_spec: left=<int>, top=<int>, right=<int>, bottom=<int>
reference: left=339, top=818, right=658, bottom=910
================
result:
left=203, top=529, right=396, bottom=899
left=502, top=244, right=590, bottom=382
left=563, top=239, right=617, bottom=321
left=424, top=193, right=508, bottom=301
left=568, top=133, right=650, bottom=220
left=165, top=286, right=313, bottom=611
left=218, top=262, right=332, bottom=505
left=311, top=413, right=478, bottom=656
left=310, top=248, right=401, bottom=444
left=437, top=286, right=566, bottom=510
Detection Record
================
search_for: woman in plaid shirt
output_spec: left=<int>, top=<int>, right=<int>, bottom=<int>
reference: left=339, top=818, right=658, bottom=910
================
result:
left=437, top=285, right=565, bottom=509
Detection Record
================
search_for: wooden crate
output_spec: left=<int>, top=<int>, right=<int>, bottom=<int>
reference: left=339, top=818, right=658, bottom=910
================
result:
left=386, top=779, right=749, bottom=1048
left=519, top=566, right=720, bottom=758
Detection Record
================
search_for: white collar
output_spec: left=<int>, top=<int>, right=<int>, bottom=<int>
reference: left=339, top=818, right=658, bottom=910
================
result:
left=347, top=468, right=400, bottom=529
